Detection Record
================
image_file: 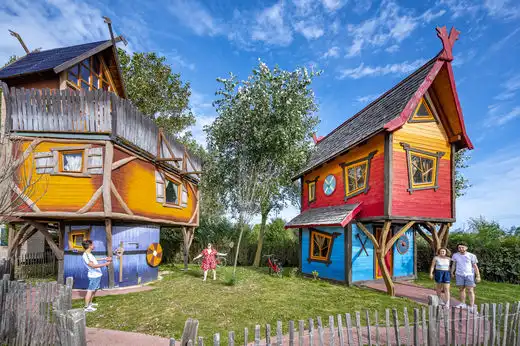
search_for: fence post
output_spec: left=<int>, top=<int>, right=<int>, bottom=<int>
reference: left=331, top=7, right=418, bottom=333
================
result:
left=67, top=308, right=87, bottom=346
left=181, top=318, right=199, bottom=346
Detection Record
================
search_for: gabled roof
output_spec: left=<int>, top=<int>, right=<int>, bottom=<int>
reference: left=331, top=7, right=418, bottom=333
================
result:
left=0, top=40, right=111, bottom=79
left=285, top=203, right=361, bottom=229
left=295, top=56, right=439, bottom=178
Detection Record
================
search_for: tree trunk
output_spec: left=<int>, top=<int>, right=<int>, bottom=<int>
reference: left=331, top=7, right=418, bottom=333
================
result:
left=253, top=209, right=269, bottom=267
left=233, top=218, right=246, bottom=279
left=376, top=249, right=395, bottom=297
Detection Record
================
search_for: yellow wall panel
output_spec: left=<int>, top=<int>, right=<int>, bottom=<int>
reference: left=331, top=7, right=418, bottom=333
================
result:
left=18, top=141, right=99, bottom=212
left=393, top=121, right=451, bottom=154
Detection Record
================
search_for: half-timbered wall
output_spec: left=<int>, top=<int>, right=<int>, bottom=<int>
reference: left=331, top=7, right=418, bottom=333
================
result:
left=16, top=140, right=198, bottom=224
left=391, top=106, right=452, bottom=219
left=302, top=134, right=385, bottom=218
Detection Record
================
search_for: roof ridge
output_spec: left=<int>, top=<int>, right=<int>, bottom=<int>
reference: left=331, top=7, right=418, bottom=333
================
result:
left=315, top=52, right=441, bottom=145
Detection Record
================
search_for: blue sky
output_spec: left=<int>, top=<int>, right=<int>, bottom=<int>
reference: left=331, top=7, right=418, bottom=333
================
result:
left=1, top=0, right=519, bottom=229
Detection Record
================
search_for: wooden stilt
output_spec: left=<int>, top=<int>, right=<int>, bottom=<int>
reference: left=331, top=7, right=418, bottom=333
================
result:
left=105, top=219, right=115, bottom=288
left=57, top=222, right=65, bottom=285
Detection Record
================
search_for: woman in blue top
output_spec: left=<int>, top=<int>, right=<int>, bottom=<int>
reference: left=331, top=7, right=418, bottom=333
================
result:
left=429, top=248, right=451, bottom=308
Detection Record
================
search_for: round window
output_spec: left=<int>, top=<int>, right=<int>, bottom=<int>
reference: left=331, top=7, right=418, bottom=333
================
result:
left=323, top=175, right=336, bottom=196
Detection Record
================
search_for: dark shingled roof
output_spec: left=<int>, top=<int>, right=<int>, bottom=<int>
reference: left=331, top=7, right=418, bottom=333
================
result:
left=0, top=40, right=110, bottom=79
left=285, top=204, right=360, bottom=228
left=296, top=55, right=439, bottom=178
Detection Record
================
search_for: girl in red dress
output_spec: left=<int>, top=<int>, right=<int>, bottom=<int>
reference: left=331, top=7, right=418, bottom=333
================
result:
left=193, top=243, right=227, bottom=281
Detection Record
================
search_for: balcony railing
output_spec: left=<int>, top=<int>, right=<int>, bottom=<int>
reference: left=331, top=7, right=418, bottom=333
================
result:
left=0, top=83, right=201, bottom=176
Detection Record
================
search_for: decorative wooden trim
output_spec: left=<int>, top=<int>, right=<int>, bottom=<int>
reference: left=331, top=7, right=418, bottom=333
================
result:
left=11, top=136, right=108, bottom=145
left=53, top=39, right=120, bottom=74
left=407, top=97, right=437, bottom=123
left=110, top=181, right=133, bottom=215
left=111, top=156, right=137, bottom=170
left=11, top=184, right=41, bottom=212
left=446, top=63, right=473, bottom=149
left=451, top=144, right=456, bottom=219
left=187, top=182, right=200, bottom=224
left=357, top=216, right=456, bottom=223
left=400, top=142, right=445, bottom=193
left=57, top=149, right=85, bottom=173
left=340, top=151, right=377, bottom=200
left=307, top=228, right=340, bottom=266
left=50, top=145, right=92, bottom=152
left=77, top=186, right=103, bottom=214
left=384, top=60, right=445, bottom=132
left=50, top=172, right=91, bottom=178
left=14, top=211, right=199, bottom=227
left=384, top=133, right=393, bottom=217
left=103, top=142, right=114, bottom=217
left=305, top=176, right=319, bottom=205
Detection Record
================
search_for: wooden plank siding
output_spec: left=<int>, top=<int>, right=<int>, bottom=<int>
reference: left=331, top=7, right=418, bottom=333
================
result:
left=301, top=134, right=385, bottom=218
left=391, top=113, right=453, bottom=219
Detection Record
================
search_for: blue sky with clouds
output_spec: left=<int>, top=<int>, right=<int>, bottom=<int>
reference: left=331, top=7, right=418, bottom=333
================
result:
left=1, top=0, right=519, bottom=228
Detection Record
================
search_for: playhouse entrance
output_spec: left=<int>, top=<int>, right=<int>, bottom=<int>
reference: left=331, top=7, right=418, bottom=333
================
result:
left=374, top=227, right=393, bottom=279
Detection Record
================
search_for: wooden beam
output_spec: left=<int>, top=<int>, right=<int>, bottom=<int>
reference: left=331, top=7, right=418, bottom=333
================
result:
left=416, top=225, right=433, bottom=248
left=355, top=221, right=379, bottom=247
left=386, top=221, right=415, bottom=250
left=53, top=38, right=123, bottom=73
left=7, top=224, right=30, bottom=257
left=77, top=186, right=103, bottom=214
left=105, top=219, right=115, bottom=288
left=103, top=141, right=114, bottom=217
left=111, top=156, right=137, bottom=170
left=180, top=171, right=203, bottom=176
left=28, top=221, right=64, bottom=260
left=110, top=181, right=133, bottom=215
left=57, top=222, right=65, bottom=284
left=17, top=226, right=38, bottom=248
left=157, top=158, right=183, bottom=162
left=11, top=184, right=41, bottom=212
left=161, top=131, right=181, bottom=165
left=380, top=220, right=392, bottom=254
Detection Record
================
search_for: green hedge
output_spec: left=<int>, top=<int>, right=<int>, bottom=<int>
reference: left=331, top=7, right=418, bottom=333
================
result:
left=416, top=233, right=520, bottom=284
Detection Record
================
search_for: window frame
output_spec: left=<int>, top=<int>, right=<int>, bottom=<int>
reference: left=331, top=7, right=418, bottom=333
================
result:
left=163, top=176, right=182, bottom=207
left=401, top=142, right=445, bottom=193
left=409, top=98, right=437, bottom=123
left=340, top=150, right=377, bottom=201
left=66, top=55, right=116, bottom=93
left=307, top=228, right=340, bottom=266
left=305, top=176, right=319, bottom=205
left=68, top=228, right=91, bottom=252
left=59, top=150, right=85, bottom=174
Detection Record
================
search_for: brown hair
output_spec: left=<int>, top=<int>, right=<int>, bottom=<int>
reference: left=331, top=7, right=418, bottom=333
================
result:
left=82, top=239, right=93, bottom=250
left=437, top=247, right=451, bottom=256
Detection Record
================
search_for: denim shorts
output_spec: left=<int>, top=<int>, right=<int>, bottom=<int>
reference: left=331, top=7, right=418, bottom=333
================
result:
left=434, top=270, right=451, bottom=284
left=87, top=276, right=101, bottom=291
left=456, top=274, right=475, bottom=287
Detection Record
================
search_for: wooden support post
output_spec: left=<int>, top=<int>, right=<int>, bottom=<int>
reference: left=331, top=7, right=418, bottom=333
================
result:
left=28, top=221, right=64, bottom=260
left=57, top=222, right=65, bottom=285
left=105, top=219, right=115, bottom=288
left=182, top=227, right=195, bottom=271
left=103, top=141, right=114, bottom=217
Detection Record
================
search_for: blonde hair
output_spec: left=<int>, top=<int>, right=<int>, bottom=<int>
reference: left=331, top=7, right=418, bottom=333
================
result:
left=437, top=247, right=451, bottom=256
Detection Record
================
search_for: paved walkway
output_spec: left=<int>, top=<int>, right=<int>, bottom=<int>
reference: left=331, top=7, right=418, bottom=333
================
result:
left=72, top=285, right=154, bottom=300
left=87, top=328, right=169, bottom=345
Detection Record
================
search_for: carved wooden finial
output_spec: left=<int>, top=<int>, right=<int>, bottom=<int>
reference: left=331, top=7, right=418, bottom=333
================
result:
left=312, top=133, right=324, bottom=144
left=436, top=26, right=460, bottom=62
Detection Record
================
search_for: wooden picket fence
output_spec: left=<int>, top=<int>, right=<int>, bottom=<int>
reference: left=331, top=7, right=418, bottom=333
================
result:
left=0, top=275, right=86, bottom=345
left=14, top=251, right=57, bottom=280
left=172, top=302, right=520, bottom=346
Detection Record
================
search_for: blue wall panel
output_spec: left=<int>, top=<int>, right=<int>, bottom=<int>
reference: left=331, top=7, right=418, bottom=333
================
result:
left=301, top=227, right=345, bottom=282
left=63, top=224, right=160, bottom=289
left=351, top=223, right=375, bottom=282
left=393, top=229, right=415, bottom=278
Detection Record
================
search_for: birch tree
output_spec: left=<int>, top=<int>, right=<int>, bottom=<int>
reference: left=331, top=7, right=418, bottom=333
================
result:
left=206, top=61, right=319, bottom=277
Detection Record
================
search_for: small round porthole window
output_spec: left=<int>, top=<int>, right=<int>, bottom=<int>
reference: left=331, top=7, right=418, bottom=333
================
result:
left=396, top=235, right=410, bottom=255
left=323, top=175, right=336, bottom=196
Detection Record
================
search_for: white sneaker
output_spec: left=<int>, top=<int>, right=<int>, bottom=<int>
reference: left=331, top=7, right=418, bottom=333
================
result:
left=455, top=303, right=467, bottom=309
left=468, top=306, right=478, bottom=314
left=90, top=303, right=99, bottom=307
left=84, top=305, right=97, bottom=312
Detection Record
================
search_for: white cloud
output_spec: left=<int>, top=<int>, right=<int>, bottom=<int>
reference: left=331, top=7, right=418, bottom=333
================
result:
left=355, top=93, right=381, bottom=104
left=294, top=21, right=325, bottom=40
left=168, top=0, right=223, bottom=37
left=345, top=1, right=441, bottom=57
left=486, top=74, right=520, bottom=125
left=385, top=44, right=400, bottom=53
left=441, top=0, right=520, bottom=20
left=483, top=0, right=520, bottom=19
left=457, top=144, right=520, bottom=229
left=252, top=1, right=293, bottom=46
left=169, top=54, right=196, bottom=71
left=339, top=59, right=426, bottom=79
left=0, top=0, right=109, bottom=63
left=451, top=49, right=477, bottom=67
left=321, top=0, right=344, bottom=12
left=322, top=46, right=340, bottom=58
left=353, top=0, right=373, bottom=14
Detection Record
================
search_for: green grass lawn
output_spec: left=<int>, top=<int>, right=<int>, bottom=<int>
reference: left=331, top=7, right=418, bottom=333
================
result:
left=414, top=272, right=520, bottom=306
left=74, top=265, right=421, bottom=341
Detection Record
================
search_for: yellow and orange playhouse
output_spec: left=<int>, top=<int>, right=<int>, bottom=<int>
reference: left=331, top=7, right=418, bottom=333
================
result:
left=0, top=31, right=200, bottom=289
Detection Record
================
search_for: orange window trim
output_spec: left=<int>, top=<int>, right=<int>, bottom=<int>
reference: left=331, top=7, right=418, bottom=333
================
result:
left=410, top=98, right=435, bottom=122
left=307, top=228, right=341, bottom=266
left=310, top=232, right=332, bottom=261
left=345, top=160, right=368, bottom=196
left=59, top=149, right=85, bottom=173
left=305, top=176, right=319, bottom=204
left=340, top=150, right=377, bottom=201
left=400, top=142, right=445, bottom=193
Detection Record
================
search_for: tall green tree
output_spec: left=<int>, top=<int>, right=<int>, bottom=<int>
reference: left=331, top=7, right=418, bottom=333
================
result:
left=206, top=61, right=319, bottom=277
left=118, top=48, right=195, bottom=135
left=454, top=149, right=471, bottom=198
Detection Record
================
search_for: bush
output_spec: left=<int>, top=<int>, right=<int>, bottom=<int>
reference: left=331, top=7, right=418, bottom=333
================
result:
left=417, top=217, right=520, bottom=284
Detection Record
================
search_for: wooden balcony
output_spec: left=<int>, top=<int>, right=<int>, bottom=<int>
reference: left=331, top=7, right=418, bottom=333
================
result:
left=0, top=83, right=200, bottom=178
